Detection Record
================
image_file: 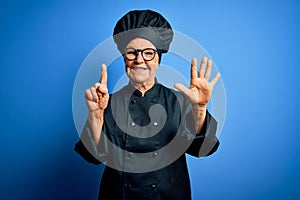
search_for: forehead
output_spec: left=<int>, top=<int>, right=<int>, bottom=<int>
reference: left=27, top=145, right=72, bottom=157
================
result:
left=126, top=38, right=156, bottom=49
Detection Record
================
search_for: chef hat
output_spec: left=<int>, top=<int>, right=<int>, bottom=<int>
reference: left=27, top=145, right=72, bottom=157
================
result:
left=113, top=10, right=173, bottom=54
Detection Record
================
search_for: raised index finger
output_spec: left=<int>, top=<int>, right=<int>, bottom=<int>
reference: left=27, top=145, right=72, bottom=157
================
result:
left=100, top=64, right=107, bottom=85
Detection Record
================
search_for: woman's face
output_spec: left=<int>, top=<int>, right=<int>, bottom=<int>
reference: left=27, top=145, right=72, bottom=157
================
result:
left=125, top=38, right=159, bottom=85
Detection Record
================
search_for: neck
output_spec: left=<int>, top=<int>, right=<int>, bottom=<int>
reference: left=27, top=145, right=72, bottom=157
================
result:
left=131, top=80, right=155, bottom=96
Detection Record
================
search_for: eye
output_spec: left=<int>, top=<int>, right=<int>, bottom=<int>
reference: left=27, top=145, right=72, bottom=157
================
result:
left=126, top=51, right=136, bottom=55
left=143, top=50, right=154, bottom=56
left=145, top=52, right=154, bottom=56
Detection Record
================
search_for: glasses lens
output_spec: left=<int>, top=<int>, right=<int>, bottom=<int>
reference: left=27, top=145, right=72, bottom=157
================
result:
left=142, top=49, right=155, bottom=61
left=125, top=49, right=137, bottom=60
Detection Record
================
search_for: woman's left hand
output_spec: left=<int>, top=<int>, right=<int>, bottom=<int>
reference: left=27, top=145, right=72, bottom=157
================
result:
left=174, top=57, right=220, bottom=106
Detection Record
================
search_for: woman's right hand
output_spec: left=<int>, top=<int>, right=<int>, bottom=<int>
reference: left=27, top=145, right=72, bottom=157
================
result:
left=84, top=64, right=109, bottom=114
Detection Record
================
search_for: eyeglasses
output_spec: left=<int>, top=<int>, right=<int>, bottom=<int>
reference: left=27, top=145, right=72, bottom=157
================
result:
left=123, top=48, right=157, bottom=61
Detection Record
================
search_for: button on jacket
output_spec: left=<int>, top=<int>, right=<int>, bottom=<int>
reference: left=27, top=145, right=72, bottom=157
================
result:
left=75, top=82, right=220, bottom=200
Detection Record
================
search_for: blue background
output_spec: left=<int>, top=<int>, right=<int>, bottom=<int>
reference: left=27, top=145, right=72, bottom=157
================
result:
left=1, top=0, right=299, bottom=199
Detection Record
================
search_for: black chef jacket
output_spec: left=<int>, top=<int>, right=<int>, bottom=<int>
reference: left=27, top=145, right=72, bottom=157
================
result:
left=75, top=82, right=220, bottom=200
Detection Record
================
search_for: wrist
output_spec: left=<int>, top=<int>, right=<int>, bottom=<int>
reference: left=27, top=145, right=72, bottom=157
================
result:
left=88, top=109, right=104, bottom=121
left=192, top=104, right=207, bottom=134
left=192, top=103, right=206, bottom=112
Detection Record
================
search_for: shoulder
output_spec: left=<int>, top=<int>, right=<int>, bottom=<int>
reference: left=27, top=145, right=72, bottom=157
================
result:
left=157, top=83, right=180, bottom=95
left=109, top=84, right=132, bottom=98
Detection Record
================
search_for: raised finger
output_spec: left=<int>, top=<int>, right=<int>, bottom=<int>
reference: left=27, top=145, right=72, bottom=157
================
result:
left=198, top=57, right=207, bottom=78
left=100, top=64, right=107, bottom=85
left=190, top=58, right=197, bottom=80
left=210, top=72, right=221, bottom=87
left=204, top=59, right=212, bottom=81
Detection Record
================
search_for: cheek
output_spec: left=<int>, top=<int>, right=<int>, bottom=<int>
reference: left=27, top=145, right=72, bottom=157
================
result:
left=153, top=54, right=159, bottom=63
left=151, top=55, right=159, bottom=71
left=149, top=64, right=159, bottom=75
left=125, top=61, right=132, bottom=73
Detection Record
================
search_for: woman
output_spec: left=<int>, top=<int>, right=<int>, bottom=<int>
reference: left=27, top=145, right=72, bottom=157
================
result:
left=75, top=9, right=221, bottom=200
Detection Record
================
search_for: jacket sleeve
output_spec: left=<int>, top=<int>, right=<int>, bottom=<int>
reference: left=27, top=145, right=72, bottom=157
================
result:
left=74, top=121, right=108, bottom=165
left=186, top=110, right=220, bottom=157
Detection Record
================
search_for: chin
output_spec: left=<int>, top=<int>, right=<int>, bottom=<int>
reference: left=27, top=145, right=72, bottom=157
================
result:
left=130, top=76, right=147, bottom=83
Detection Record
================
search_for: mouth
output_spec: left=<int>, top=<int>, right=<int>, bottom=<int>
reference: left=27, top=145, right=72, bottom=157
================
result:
left=131, top=67, right=148, bottom=71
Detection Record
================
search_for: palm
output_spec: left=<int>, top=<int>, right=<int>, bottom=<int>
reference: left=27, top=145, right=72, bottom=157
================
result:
left=189, top=77, right=212, bottom=105
left=174, top=57, right=220, bottom=106
left=86, top=85, right=109, bottom=111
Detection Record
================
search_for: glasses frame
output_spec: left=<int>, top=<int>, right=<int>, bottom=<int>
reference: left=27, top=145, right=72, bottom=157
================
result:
left=123, top=48, right=158, bottom=61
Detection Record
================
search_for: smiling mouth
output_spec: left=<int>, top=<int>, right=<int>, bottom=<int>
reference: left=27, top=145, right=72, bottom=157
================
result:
left=132, top=67, right=147, bottom=71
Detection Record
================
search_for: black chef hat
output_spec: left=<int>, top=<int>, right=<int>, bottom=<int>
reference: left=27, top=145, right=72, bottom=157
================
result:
left=113, top=10, right=173, bottom=54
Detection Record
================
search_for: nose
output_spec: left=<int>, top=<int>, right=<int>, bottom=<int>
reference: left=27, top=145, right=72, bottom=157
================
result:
left=135, top=52, right=144, bottom=63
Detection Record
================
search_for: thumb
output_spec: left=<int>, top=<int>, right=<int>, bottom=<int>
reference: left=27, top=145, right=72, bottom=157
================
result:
left=174, top=83, right=190, bottom=97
